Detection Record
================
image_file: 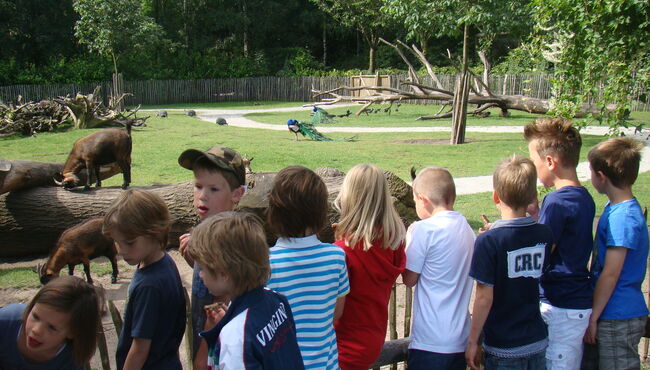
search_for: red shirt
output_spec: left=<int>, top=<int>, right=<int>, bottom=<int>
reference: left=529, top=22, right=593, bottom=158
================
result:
left=334, top=238, right=406, bottom=369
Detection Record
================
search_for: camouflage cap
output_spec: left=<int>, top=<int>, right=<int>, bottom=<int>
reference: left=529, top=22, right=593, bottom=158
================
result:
left=178, top=145, right=246, bottom=186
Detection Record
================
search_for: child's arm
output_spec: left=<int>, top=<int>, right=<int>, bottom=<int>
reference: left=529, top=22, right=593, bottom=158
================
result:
left=334, top=296, right=346, bottom=322
left=466, top=282, right=493, bottom=370
left=584, top=246, right=627, bottom=344
left=401, top=269, right=419, bottom=288
left=122, top=337, right=152, bottom=370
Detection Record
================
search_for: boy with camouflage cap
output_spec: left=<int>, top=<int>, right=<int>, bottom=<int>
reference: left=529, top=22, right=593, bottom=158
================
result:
left=177, top=145, right=247, bottom=370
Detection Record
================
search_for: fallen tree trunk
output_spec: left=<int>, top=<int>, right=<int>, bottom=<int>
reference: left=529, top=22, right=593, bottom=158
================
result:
left=0, top=159, right=123, bottom=195
left=0, top=169, right=416, bottom=257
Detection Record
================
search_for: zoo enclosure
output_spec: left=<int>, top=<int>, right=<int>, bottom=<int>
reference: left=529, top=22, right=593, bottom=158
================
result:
left=1, top=74, right=648, bottom=111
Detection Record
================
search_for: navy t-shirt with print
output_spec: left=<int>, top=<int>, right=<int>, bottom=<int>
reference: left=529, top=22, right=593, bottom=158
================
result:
left=538, top=186, right=594, bottom=309
left=470, top=217, right=553, bottom=351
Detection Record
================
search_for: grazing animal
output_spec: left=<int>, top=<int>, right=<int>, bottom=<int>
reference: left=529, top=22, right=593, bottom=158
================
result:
left=336, top=110, right=352, bottom=118
left=242, top=156, right=254, bottom=174
left=38, top=217, right=118, bottom=285
left=216, top=117, right=228, bottom=125
left=55, top=125, right=132, bottom=190
left=157, top=110, right=168, bottom=118
left=185, top=109, right=196, bottom=117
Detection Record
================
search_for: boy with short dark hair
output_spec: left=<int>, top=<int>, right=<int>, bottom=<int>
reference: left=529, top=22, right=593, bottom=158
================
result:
left=103, top=189, right=186, bottom=370
left=188, top=211, right=304, bottom=369
left=524, top=117, right=595, bottom=369
left=466, top=155, right=553, bottom=370
left=403, top=167, right=476, bottom=370
left=582, top=137, right=648, bottom=369
left=177, top=145, right=247, bottom=368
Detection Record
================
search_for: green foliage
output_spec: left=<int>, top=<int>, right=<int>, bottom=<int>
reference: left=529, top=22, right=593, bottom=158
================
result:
left=277, top=48, right=325, bottom=76
left=73, top=0, right=168, bottom=75
left=491, top=44, right=550, bottom=74
left=532, top=0, right=650, bottom=133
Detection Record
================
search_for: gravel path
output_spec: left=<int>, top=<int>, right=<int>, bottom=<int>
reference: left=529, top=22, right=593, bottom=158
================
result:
left=148, top=106, right=650, bottom=195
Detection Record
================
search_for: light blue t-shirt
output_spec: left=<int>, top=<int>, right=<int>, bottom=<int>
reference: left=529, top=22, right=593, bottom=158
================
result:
left=592, top=198, right=649, bottom=320
left=266, top=234, right=350, bottom=370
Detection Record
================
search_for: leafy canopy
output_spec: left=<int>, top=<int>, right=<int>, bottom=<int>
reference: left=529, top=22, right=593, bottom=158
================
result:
left=73, top=0, right=166, bottom=75
left=532, top=0, right=650, bottom=130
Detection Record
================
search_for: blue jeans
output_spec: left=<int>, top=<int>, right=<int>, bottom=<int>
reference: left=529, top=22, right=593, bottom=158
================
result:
left=485, top=351, right=546, bottom=370
left=407, top=349, right=466, bottom=370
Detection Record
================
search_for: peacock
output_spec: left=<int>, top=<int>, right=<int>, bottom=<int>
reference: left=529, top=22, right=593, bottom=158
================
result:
left=287, top=119, right=356, bottom=142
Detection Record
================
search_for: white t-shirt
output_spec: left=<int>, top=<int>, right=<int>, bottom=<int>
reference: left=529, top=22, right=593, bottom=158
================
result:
left=406, top=210, right=476, bottom=353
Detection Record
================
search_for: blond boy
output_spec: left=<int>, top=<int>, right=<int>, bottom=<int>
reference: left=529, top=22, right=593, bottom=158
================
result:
left=403, top=167, right=476, bottom=370
left=466, top=155, right=553, bottom=370
left=524, top=117, right=595, bottom=369
left=177, top=145, right=246, bottom=368
left=187, top=211, right=304, bottom=369
left=582, top=138, right=648, bottom=369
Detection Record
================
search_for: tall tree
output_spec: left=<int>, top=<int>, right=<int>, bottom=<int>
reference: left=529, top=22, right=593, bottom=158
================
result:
left=382, top=0, right=532, bottom=144
left=310, top=0, right=391, bottom=73
left=73, top=0, right=166, bottom=77
left=532, top=0, right=650, bottom=131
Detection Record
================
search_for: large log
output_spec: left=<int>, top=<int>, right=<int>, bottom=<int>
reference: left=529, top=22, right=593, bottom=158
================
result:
left=0, top=169, right=417, bottom=258
left=0, top=159, right=122, bottom=195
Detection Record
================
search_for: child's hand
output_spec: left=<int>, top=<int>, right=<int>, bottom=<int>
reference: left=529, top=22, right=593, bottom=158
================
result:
left=584, top=320, right=597, bottom=344
left=204, top=302, right=228, bottom=329
left=478, top=214, right=492, bottom=234
left=179, top=232, right=194, bottom=266
left=465, top=342, right=481, bottom=370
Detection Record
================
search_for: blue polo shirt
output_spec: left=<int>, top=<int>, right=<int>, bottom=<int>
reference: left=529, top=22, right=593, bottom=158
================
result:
left=591, top=198, right=649, bottom=320
left=470, top=217, right=553, bottom=358
left=539, top=186, right=595, bottom=309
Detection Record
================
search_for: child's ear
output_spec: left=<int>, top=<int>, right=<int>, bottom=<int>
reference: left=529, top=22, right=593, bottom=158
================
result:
left=231, top=185, right=245, bottom=204
left=492, top=190, right=500, bottom=205
left=545, top=155, right=557, bottom=170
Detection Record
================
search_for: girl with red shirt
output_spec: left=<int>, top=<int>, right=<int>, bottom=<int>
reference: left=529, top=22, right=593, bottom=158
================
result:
left=333, top=164, right=406, bottom=370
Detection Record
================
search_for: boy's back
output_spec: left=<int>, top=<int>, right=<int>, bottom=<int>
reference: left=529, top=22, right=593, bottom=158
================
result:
left=538, top=186, right=594, bottom=308
left=267, top=235, right=349, bottom=369
left=117, top=253, right=186, bottom=370
left=406, top=210, right=475, bottom=353
left=592, top=198, right=649, bottom=319
left=470, top=218, right=553, bottom=353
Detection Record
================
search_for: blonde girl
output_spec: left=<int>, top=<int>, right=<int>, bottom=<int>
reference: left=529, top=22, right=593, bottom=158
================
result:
left=333, top=163, right=406, bottom=370
left=0, top=275, right=103, bottom=370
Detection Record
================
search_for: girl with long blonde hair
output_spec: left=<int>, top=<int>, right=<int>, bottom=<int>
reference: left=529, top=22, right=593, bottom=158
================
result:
left=333, top=163, right=406, bottom=370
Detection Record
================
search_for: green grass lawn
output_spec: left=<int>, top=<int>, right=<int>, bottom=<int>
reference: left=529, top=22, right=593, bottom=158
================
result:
left=245, top=103, right=650, bottom=128
left=2, top=108, right=648, bottom=223
left=0, top=261, right=126, bottom=289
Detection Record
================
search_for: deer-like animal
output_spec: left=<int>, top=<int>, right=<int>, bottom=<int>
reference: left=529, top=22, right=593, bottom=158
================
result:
left=38, top=217, right=118, bottom=285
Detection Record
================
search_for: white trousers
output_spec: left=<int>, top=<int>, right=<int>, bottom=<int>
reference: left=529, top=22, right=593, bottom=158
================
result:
left=540, top=302, right=592, bottom=370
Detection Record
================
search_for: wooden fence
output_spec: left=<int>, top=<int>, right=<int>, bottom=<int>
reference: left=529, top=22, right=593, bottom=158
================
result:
left=1, top=74, right=648, bottom=111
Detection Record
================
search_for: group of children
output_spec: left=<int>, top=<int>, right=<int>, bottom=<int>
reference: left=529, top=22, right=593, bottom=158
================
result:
left=0, top=117, right=647, bottom=370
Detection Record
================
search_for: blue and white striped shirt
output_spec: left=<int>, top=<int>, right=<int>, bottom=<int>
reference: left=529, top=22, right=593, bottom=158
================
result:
left=267, top=235, right=350, bottom=370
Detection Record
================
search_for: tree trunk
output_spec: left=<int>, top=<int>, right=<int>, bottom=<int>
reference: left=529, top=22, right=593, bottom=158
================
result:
left=322, top=15, right=327, bottom=66
left=368, top=45, right=376, bottom=74
left=450, top=24, right=470, bottom=145
left=0, top=159, right=122, bottom=195
left=0, top=170, right=416, bottom=258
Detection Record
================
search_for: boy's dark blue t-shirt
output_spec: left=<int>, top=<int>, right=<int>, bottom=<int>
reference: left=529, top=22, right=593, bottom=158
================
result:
left=538, top=186, right=594, bottom=309
left=470, top=217, right=553, bottom=353
left=0, top=304, right=83, bottom=370
left=116, top=253, right=186, bottom=370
